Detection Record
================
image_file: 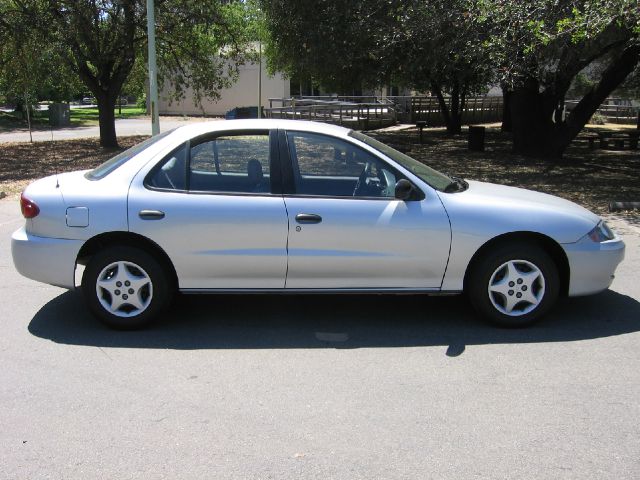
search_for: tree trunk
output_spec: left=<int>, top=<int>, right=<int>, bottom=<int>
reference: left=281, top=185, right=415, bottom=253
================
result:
left=97, top=94, right=118, bottom=148
left=448, top=83, right=462, bottom=134
left=431, top=83, right=451, bottom=130
left=511, top=45, right=640, bottom=159
left=501, top=88, right=512, bottom=133
left=510, top=84, right=563, bottom=158
left=432, top=82, right=462, bottom=134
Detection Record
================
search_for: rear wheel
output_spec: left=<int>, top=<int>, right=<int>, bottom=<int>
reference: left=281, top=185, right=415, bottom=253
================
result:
left=82, top=246, right=172, bottom=329
left=467, top=244, right=559, bottom=327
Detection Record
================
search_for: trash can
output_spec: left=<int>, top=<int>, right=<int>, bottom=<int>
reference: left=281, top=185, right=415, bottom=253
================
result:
left=49, top=103, right=70, bottom=127
left=468, top=125, right=485, bottom=151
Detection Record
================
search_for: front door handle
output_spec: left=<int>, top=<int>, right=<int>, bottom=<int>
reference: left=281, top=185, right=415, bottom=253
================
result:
left=139, top=209, right=165, bottom=220
left=295, top=213, right=322, bottom=224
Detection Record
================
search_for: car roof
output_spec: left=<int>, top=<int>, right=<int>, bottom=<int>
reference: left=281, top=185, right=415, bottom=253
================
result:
left=170, top=119, right=353, bottom=140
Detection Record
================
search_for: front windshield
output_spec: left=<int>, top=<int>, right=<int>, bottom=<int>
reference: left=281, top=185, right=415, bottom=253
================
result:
left=86, top=129, right=175, bottom=180
left=349, top=130, right=452, bottom=191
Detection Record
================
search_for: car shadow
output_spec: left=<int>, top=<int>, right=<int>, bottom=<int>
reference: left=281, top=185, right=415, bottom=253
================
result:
left=28, top=289, right=640, bottom=355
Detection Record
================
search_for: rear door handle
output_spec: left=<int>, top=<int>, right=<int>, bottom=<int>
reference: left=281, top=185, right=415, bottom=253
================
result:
left=139, top=209, right=165, bottom=220
left=295, top=213, right=322, bottom=224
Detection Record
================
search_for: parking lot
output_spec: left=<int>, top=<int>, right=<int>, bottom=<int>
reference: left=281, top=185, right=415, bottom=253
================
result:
left=1, top=198, right=639, bottom=479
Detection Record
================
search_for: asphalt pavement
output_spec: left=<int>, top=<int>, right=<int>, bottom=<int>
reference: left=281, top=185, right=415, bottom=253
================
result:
left=0, top=116, right=219, bottom=143
left=1, top=198, right=639, bottom=479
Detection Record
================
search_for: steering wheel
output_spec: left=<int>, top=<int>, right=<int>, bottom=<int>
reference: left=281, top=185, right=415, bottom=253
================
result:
left=352, top=162, right=371, bottom=196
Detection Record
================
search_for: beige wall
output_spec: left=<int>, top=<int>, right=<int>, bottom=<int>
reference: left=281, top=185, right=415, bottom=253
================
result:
left=159, top=61, right=290, bottom=116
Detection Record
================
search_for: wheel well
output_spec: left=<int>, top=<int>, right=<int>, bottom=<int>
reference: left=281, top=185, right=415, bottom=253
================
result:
left=76, top=232, right=178, bottom=287
left=463, top=232, right=570, bottom=297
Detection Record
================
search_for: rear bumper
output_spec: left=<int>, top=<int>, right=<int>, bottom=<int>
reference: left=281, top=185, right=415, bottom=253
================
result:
left=11, top=227, right=83, bottom=289
left=564, top=235, right=625, bottom=297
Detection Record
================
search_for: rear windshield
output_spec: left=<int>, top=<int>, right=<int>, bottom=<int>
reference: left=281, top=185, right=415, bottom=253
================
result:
left=86, top=130, right=174, bottom=180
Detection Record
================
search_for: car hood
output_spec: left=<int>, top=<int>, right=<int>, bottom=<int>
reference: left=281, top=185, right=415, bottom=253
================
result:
left=437, top=180, right=600, bottom=244
left=463, top=180, right=599, bottom=223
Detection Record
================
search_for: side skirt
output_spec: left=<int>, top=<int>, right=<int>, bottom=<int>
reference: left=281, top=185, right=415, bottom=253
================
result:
left=180, top=288, right=462, bottom=296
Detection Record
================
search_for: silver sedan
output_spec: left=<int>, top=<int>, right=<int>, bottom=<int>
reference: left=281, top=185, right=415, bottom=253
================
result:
left=11, top=119, right=625, bottom=329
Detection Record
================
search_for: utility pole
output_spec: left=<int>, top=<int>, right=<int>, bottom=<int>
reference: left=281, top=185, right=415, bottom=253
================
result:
left=258, top=40, right=262, bottom=118
left=146, top=0, right=160, bottom=135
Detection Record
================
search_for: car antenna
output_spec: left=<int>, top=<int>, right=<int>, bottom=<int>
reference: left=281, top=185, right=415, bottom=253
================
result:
left=54, top=137, right=60, bottom=189
left=54, top=139, right=60, bottom=189
left=48, top=109, right=60, bottom=188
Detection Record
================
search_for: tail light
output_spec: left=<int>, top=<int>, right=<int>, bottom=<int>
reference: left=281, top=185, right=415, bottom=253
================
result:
left=20, top=192, right=40, bottom=219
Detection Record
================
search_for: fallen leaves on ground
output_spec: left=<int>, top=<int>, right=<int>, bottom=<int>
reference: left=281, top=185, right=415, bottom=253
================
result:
left=1, top=127, right=638, bottom=222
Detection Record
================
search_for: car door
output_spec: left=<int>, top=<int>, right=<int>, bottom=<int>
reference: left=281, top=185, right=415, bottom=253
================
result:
left=280, top=130, right=451, bottom=290
left=128, top=130, right=289, bottom=290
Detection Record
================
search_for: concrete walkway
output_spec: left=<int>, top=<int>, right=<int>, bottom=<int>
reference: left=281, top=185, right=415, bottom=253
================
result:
left=0, top=116, right=221, bottom=143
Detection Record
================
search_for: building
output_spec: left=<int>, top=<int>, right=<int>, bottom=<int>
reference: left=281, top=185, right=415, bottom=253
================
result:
left=159, top=59, right=290, bottom=117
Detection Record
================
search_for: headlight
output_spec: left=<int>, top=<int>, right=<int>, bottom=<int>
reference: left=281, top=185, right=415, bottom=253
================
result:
left=588, top=220, right=615, bottom=242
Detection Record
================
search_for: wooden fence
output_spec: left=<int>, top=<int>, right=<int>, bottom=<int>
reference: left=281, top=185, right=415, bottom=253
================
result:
left=410, top=96, right=503, bottom=125
left=565, top=100, right=639, bottom=125
left=265, top=95, right=639, bottom=129
left=265, top=97, right=397, bottom=130
left=266, top=95, right=505, bottom=129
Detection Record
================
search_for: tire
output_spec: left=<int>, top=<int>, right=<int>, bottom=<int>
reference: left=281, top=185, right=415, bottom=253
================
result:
left=467, top=243, right=559, bottom=327
left=81, top=245, right=173, bottom=329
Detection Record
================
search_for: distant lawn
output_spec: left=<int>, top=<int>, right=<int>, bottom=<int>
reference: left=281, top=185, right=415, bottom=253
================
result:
left=0, top=110, right=49, bottom=130
left=70, top=106, right=146, bottom=125
left=0, top=105, right=145, bottom=130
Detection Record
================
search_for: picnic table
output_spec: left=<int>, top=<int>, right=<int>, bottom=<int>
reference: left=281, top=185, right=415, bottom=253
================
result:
left=577, top=131, right=639, bottom=150
left=597, top=130, right=639, bottom=150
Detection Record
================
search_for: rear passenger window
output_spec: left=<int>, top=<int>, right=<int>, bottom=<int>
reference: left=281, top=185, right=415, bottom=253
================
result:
left=189, top=134, right=271, bottom=193
left=147, top=144, right=187, bottom=190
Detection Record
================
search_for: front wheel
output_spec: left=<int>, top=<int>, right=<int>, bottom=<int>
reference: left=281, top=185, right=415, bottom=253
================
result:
left=467, top=244, right=559, bottom=327
left=82, top=246, right=172, bottom=329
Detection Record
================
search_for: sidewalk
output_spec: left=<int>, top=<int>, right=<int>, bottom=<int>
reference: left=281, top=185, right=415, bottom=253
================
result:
left=0, top=116, right=221, bottom=143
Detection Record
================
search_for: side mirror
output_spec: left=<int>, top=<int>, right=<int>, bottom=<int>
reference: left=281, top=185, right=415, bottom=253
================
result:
left=394, top=179, right=415, bottom=200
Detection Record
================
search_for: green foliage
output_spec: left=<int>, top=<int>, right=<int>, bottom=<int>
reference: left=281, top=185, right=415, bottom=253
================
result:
left=2, top=0, right=258, bottom=146
left=567, top=72, right=596, bottom=99
left=261, top=0, right=496, bottom=94
left=260, top=0, right=391, bottom=92
left=136, top=95, right=147, bottom=110
left=390, top=1, right=495, bottom=95
left=0, top=0, right=82, bottom=109
left=588, top=112, right=606, bottom=125
left=471, top=0, right=639, bottom=156
left=155, top=0, right=257, bottom=106
left=260, top=0, right=495, bottom=131
left=477, top=0, right=639, bottom=91
left=613, top=64, right=640, bottom=99
left=122, top=56, right=147, bottom=103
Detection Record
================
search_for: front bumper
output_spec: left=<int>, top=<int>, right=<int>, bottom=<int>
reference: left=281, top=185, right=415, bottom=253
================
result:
left=11, top=227, right=83, bottom=289
left=563, top=234, right=625, bottom=297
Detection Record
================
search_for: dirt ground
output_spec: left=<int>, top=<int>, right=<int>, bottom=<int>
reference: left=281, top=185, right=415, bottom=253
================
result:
left=370, top=124, right=639, bottom=219
left=1, top=125, right=638, bottom=223
left=0, top=136, right=147, bottom=197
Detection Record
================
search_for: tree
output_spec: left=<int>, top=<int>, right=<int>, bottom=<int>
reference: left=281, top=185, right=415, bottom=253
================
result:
left=0, top=1, right=81, bottom=116
left=388, top=1, right=495, bottom=133
left=9, top=1, right=255, bottom=148
left=612, top=63, right=640, bottom=99
left=260, top=0, right=389, bottom=93
left=484, top=0, right=640, bottom=158
left=261, top=0, right=494, bottom=133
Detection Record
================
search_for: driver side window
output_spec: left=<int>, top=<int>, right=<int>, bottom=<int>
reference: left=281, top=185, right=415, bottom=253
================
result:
left=286, top=131, right=401, bottom=198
